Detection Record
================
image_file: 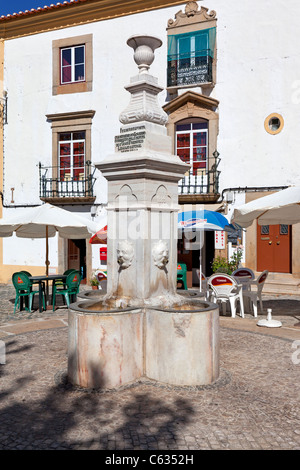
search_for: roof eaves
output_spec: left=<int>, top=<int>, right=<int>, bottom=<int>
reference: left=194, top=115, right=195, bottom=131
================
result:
left=0, top=0, right=85, bottom=21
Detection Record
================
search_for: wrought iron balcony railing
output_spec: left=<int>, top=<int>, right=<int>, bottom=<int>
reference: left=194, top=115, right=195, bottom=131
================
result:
left=167, top=52, right=213, bottom=88
left=178, top=151, right=220, bottom=196
left=39, top=161, right=96, bottom=200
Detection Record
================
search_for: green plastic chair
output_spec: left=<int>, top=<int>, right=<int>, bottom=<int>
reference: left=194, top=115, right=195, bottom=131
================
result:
left=12, top=272, right=45, bottom=313
left=64, top=269, right=77, bottom=276
left=67, top=270, right=81, bottom=301
left=20, top=270, right=32, bottom=276
left=53, top=269, right=77, bottom=288
left=21, top=270, right=45, bottom=288
left=21, top=270, right=46, bottom=297
left=52, top=270, right=81, bottom=311
left=177, top=263, right=188, bottom=290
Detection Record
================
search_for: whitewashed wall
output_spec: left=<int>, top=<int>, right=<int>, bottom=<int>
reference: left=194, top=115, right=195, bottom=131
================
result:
left=3, top=6, right=177, bottom=207
left=2, top=0, right=300, bottom=269
left=214, top=0, right=300, bottom=190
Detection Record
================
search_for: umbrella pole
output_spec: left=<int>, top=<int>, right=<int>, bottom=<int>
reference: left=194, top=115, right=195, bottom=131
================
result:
left=45, top=226, right=50, bottom=306
left=199, top=230, right=202, bottom=293
left=46, top=225, right=49, bottom=277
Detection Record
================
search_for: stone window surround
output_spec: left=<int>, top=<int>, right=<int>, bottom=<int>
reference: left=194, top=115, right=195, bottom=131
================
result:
left=164, top=91, right=219, bottom=173
left=52, top=33, right=93, bottom=95
left=166, top=3, right=217, bottom=92
left=46, top=110, right=95, bottom=282
left=45, top=110, right=96, bottom=205
left=46, top=110, right=95, bottom=171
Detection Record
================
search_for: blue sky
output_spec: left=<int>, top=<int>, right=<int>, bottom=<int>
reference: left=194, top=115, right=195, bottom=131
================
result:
left=0, top=1, right=70, bottom=17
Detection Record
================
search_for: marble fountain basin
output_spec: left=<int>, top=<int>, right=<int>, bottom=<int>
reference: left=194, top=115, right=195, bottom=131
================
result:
left=68, top=291, right=219, bottom=390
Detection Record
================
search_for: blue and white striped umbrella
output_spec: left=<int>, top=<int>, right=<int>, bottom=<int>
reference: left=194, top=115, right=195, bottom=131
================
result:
left=178, top=210, right=235, bottom=232
left=177, top=210, right=236, bottom=292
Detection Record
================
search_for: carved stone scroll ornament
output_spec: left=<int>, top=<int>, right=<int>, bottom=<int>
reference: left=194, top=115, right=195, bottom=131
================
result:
left=167, top=3, right=217, bottom=28
left=117, top=240, right=134, bottom=270
left=185, top=1, right=199, bottom=17
left=152, top=240, right=169, bottom=269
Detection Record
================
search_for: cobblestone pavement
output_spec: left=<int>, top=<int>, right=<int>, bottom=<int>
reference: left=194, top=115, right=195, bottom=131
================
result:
left=0, top=285, right=299, bottom=451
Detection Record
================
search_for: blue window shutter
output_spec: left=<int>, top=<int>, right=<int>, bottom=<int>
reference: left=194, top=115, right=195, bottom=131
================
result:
left=168, top=27, right=216, bottom=60
left=208, top=27, right=216, bottom=58
left=195, top=32, right=208, bottom=58
left=178, top=36, right=191, bottom=59
left=167, top=35, right=176, bottom=60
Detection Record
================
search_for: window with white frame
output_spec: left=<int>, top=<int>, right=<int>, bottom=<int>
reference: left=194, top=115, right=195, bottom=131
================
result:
left=52, top=34, right=92, bottom=95
left=59, top=131, right=86, bottom=181
left=176, top=121, right=208, bottom=176
left=61, top=45, right=85, bottom=84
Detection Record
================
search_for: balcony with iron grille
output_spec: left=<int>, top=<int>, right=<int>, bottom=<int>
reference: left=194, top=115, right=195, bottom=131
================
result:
left=39, top=161, right=96, bottom=205
left=167, top=52, right=213, bottom=89
left=178, top=151, right=220, bottom=203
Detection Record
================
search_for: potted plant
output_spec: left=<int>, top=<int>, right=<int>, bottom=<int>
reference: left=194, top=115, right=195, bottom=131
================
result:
left=230, top=245, right=244, bottom=271
left=211, top=256, right=233, bottom=275
left=90, top=273, right=99, bottom=290
left=212, top=245, right=243, bottom=275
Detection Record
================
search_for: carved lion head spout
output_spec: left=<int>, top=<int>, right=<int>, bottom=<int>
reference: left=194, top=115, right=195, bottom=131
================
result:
left=117, top=240, right=134, bottom=270
left=152, top=240, right=169, bottom=269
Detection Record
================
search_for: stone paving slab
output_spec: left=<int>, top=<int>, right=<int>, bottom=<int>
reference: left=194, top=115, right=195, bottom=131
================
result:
left=0, top=326, right=299, bottom=451
left=0, top=285, right=299, bottom=450
left=0, top=317, right=68, bottom=338
left=219, top=317, right=300, bottom=342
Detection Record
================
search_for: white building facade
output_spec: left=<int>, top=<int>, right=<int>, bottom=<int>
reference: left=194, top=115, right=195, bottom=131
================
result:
left=0, top=0, right=299, bottom=291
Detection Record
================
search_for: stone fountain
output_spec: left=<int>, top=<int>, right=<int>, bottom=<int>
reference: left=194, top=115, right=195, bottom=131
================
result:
left=68, top=35, right=219, bottom=390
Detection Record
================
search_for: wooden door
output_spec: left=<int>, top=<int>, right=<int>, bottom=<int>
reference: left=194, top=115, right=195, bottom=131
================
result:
left=68, top=239, right=80, bottom=271
left=257, top=223, right=291, bottom=273
left=68, top=239, right=87, bottom=282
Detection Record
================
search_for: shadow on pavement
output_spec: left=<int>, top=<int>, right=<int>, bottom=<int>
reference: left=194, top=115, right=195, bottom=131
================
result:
left=0, top=340, right=195, bottom=450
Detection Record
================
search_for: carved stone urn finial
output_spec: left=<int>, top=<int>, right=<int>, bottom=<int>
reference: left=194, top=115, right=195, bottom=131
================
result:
left=127, top=35, right=162, bottom=74
left=119, top=34, right=168, bottom=125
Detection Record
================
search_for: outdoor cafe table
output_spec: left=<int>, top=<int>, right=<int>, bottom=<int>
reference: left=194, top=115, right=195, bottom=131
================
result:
left=29, top=274, right=67, bottom=312
left=233, top=275, right=252, bottom=289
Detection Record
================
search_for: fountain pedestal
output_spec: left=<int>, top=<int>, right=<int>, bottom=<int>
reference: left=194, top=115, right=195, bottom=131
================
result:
left=68, top=35, right=220, bottom=389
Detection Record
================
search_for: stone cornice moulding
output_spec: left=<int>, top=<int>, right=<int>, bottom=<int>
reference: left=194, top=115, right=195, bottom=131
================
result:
left=98, top=152, right=188, bottom=181
left=0, top=0, right=186, bottom=40
left=46, top=110, right=96, bottom=123
left=163, top=90, right=219, bottom=115
left=167, top=2, right=217, bottom=30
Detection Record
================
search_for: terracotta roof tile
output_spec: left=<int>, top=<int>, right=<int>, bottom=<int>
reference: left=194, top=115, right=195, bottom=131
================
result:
left=0, top=0, right=87, bottom=21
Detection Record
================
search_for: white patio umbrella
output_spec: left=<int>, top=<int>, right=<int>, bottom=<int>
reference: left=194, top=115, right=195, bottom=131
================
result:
left=232, top=186, right=300, bottom=228
left=0, top=203, right=98, bottom=276
left=231, top=187, right=300, bottom=329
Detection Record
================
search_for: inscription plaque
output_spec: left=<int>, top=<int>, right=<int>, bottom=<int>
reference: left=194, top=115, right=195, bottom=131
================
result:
left=115, top=126, right=146, bottom=153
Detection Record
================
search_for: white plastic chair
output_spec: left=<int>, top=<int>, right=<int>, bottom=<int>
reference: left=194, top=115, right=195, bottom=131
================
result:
left=208, top=273, right=245, bottom=318
left=242, top=270, right=268, bottom=317
left=232, top=267, right=255, bottom=293
left=196, top=269, right=210, bottom=300
left=232, top=267, right=255, bottom=280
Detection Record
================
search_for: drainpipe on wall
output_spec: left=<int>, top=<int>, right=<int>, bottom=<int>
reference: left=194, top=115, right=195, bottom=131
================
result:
left=220, top=186, right=289, bottom=203
left=0, top=191, right=41, bottom=209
